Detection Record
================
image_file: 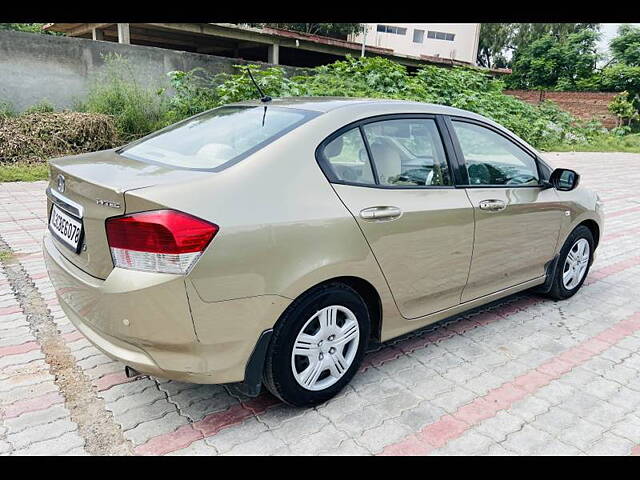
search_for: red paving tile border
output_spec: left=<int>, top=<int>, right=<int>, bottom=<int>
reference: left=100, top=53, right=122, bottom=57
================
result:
left=0, top=341, right=40, bottom=357
left=379, top=311, right=640, bottom=456
left=1, top=391, right=64, bottom=419
left=134, top=394, right=280, bottom=455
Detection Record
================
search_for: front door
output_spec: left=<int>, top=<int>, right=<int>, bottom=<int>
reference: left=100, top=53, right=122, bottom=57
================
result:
left=318, top=116, right=474, bottom=319
left=447, top=118, right=565, bottom=302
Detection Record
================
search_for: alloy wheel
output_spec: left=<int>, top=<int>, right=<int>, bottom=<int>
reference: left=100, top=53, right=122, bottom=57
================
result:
left=562, top=238, right=590, bottom=290
left=291, top=305, right=360, bottom=391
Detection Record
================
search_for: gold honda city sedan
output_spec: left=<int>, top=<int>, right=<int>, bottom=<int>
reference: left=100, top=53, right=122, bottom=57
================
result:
left=43, top=98, right=604, bottom=406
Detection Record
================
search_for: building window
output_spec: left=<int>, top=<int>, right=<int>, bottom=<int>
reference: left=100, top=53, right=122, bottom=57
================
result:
left=427, top=31, right=455, bottom=41
left=413, top=29, right=424, bottom=43
left=377, top=25, right=407, bottom=35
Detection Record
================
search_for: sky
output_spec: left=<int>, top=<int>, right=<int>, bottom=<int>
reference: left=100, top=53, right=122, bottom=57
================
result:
left=598, top=23, right=640, bottom=56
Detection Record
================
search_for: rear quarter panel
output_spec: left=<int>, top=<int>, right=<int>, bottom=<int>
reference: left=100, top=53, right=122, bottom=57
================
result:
left=123, top=110, right=401, bottom=334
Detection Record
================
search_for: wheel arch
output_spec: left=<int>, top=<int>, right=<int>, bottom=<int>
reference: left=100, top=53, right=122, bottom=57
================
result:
left=281, top=276, right=383, bottom=343
left=578, top=219, right=600, bottom=249
left=331, top=276, right=383, bottom=343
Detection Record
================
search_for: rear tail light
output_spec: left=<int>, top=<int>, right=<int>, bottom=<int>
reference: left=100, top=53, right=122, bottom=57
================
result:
left=105, top=210, right=218, bottom=274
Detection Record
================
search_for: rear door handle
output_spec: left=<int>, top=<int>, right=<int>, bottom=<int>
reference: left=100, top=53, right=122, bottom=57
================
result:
left=359, top=206, right=402, bottom=221
left=479, top=199, right=506, bottom=212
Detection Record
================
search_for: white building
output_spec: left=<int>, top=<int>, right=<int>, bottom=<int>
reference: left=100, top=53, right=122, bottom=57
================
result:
left=350, top=23, right=481, bottom=65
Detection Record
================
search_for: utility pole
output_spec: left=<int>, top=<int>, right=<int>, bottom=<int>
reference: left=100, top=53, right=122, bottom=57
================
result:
left=361, top=25, right=367, bottom=57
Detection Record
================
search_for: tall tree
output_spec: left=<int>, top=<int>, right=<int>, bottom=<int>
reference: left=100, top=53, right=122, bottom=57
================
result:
left=506, top=29, right=601, bottom=90
left=477, top=23, right=514, bottom=68
left=511, top=23, right=600, bottom=51
left=610, top=24, right=640, bottom=66
left=477, top=23, right=600, bottom=68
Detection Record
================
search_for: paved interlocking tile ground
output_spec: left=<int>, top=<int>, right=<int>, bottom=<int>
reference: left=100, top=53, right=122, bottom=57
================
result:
left=1, top=151, right=640, bottom=456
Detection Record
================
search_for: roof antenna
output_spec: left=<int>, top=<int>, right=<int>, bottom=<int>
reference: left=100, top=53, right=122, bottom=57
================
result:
left=246, top=67, right=272, bottom=103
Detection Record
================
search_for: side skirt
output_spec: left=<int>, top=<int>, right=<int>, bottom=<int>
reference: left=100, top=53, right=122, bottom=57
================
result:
left=381, top=275, right=546, bottom=343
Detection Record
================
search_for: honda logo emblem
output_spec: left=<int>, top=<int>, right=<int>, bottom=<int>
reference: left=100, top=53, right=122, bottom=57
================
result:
left=56, top=174, right=65, bottom=193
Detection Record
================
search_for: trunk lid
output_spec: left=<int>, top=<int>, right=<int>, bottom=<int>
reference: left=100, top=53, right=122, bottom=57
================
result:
left=47, top=149, right=209, bottom=279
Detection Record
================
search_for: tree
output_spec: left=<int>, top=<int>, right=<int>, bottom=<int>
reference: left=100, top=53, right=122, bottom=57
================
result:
left=610, top=24, right=640, bottom=67
left=511, top=23, right=599, bottom=51
left=248, top=23, right=364, bottom=40
left=477, top=23, right=514, bottom=68
left=506, top=29, right=601, bottom=90
left=608, top=91, right=639, bottom=127
left=477, top=23, right=600, bottom=68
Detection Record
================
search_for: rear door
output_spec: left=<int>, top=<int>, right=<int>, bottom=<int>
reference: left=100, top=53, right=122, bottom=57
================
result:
left=318, top=115, right=474, bottom=319
left=445, top=117, right=564, bottom=302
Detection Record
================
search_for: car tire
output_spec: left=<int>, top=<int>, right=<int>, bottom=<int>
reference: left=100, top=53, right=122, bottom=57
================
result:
left=546, top=225, right=594, bottom=300
left=262, top=282, right=370, bottom=407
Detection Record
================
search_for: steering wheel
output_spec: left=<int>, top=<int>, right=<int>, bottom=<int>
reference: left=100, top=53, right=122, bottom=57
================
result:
left=425, top=169, right=434, bottom=186
left=506, top=174, right=535, bottom=185
left=468, top=164, right=491, bottom=185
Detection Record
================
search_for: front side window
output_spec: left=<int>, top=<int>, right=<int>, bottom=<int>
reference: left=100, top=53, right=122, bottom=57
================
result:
left=322, top=128, right=376, bottom=185
left=413, top=29, right=425, bottom=43
left=451, top=121, right=540, bottom=186
left=121, top=106, right=315, bottom=170
left=362, top=119, right=452, bottom=187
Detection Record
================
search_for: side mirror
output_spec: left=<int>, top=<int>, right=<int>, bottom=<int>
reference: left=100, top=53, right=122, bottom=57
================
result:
left=550, top=168, right=580, bottom=191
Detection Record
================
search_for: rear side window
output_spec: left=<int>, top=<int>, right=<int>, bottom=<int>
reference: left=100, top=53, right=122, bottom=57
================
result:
left=323, top=128, right=376, bottom=185
left=319, top=118, right=452, bottom=187
left=121, top=106, right=316, bottom=171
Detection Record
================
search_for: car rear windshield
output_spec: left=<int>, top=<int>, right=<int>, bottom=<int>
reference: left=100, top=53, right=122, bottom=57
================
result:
left=120, top=106, right=317, bottom=171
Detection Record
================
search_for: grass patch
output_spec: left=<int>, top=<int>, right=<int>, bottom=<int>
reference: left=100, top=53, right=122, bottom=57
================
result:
left=0, top=250, right=13, bottom=262
left=544, top=133, right=640, bottom=153
left=0, top=162, right=49, bottom=182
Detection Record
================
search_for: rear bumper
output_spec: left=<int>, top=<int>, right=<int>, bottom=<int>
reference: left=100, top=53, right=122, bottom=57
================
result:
left=43, top=233, right=291, bottom=384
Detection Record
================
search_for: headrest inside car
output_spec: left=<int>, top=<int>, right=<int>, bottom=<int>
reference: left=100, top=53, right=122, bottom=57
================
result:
left=325, top=136, right=344, bottom=158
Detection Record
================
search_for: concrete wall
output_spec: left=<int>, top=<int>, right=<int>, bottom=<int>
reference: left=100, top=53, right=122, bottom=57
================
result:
left=0, top=30, right=300, bottom=112
left=351, top=24, right=480, bottom=65
left=504, top=90, right=619, bottom=128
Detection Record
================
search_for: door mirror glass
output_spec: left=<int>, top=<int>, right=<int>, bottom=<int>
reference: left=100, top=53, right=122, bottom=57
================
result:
left=550, top=168, right=580, bottom=191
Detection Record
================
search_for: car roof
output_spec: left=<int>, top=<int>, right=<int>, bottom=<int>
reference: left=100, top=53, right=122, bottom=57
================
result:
left=228, top=96, right=541, bottom=156
left=231, top=96, right=475, bottom=116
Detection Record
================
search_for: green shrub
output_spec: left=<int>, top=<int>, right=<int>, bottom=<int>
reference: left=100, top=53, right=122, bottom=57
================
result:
left=294, top=56, right=410, bottom=98
left=608, top=91, right=640, bottom=128
left=73, top=54, right=638, bottom=153
left=24, top=100, right=55, bottom=114
left=84, top=53, right=169, bottom=141
left=165, top=68, right=220, bottom=122
left=163, top=56, right=610, bottom=151
left=0, top=101, right=15, bottom=118
left=165, top=64, right=302, bottom=123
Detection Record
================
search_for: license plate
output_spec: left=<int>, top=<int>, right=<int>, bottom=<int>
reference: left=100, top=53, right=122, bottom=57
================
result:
left=49, top=205, right=83, bottom=253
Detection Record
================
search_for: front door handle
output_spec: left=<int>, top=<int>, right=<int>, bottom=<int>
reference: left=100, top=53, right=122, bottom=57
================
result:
left=479, top=199, right=506, bottom=212
left=359, top=206, right=402, bottom=221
